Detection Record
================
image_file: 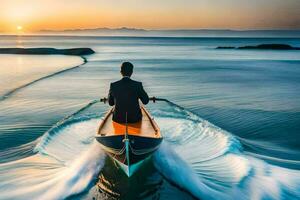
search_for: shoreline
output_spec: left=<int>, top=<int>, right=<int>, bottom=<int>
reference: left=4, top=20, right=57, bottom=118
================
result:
left=0, top=55, right=88, bottom=101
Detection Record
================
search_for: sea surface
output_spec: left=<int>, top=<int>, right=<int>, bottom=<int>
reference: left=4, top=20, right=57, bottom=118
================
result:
left=0, top=35, right=299, bottom=200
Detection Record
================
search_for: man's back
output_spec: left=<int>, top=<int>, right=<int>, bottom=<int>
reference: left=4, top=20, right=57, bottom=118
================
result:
left=108, top=77, right=149, bottom=123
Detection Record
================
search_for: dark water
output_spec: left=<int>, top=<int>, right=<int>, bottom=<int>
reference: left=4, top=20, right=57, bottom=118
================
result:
left=0, top=36, right=299, bottom=200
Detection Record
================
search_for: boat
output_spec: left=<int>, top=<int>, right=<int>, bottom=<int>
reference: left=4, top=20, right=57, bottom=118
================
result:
left=95, top=105, right=163, bottom=177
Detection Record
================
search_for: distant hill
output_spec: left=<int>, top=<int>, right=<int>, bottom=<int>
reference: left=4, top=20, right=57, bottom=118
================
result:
left=39, top=27, right=147, bottom=36
left=38, top=27, right=300, bottom=37
left=216, top=44, right=300, bottom=50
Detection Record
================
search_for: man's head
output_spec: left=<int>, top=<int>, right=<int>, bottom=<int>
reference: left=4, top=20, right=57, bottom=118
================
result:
left=120, top=62, right=134, bottom=77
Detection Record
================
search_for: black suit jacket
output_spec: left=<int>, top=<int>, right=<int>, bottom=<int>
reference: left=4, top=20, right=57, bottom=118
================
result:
left=108, top=77, right=149, bottom=123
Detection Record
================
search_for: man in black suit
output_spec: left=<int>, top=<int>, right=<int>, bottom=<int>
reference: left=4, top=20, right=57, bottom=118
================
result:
left=108, top=62, right=149, bottom=123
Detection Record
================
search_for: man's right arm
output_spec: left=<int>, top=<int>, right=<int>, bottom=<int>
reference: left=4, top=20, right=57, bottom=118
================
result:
left=108, top=83, right=115, bottom=106
left=138, top=82, right=149, bottom=105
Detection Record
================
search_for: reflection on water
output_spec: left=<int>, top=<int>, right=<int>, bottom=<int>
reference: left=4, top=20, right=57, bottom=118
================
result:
left=0, top=54, right=83, bottom=96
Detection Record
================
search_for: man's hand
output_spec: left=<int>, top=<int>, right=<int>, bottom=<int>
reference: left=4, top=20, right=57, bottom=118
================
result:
left=100, top=97, right=108, bottom=103
left=149, top=96, right=157, bottom=103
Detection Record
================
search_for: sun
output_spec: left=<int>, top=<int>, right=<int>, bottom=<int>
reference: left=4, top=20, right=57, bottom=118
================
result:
left=17, top=25, right=23, bottom=31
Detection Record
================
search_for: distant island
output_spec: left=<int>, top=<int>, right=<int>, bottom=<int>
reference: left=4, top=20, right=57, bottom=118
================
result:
left=216, top=44, right=300, bottom=50
left=36, top=27, right=300, bottom=37
left=0, top=48, right=95, bottom=56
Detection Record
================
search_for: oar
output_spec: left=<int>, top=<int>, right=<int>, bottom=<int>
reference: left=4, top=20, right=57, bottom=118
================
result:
left=150, top=97, right=186, bottom=110
left=100, top=97, right=170, bottom=104
left=149, top=97, right=170, bottom=103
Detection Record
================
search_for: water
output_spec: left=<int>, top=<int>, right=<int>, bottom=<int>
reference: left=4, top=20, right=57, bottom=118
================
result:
left=0, top=54, right=83, bottom=97
left=0, top=35, right=299, bottom=199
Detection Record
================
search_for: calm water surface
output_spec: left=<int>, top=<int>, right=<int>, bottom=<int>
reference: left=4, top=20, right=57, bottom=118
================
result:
left=0, top=36, right=299, bottom=200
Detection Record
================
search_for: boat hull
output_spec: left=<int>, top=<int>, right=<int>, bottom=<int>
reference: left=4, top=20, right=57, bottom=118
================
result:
left=96, top=135, right=162, bottom=176
left=113, top=155, right=151, bottom=177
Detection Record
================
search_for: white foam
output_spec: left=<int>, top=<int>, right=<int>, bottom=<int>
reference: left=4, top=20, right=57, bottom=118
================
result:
left=152, top=107, right=300, bottom=200
left=0, top=118, right=106, bottom=200
left=1, top=105, right=299, bottom=200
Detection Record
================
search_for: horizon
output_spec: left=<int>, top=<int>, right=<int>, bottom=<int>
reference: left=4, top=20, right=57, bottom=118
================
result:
left=38, top=27, right=300, bottom=31
left=1, top=0, right=300, bottom=34
left=1, top=27, right=300, bottom=38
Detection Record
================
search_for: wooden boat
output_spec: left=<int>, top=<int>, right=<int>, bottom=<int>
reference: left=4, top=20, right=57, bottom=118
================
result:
left=95, top=106, right=163, bottom=177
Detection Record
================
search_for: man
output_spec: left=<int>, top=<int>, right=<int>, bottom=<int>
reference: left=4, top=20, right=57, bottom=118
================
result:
left=108, top=62, right=149, bottom=123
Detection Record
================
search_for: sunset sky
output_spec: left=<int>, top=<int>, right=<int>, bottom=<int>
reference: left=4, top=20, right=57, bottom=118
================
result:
left=1, top=0, right=300, bottom=33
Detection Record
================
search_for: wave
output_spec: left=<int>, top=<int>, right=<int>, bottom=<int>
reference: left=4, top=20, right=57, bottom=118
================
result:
left=151, top=103, right=300, bottom=200
left=0, top=110, right=105, bottom=200
left=0, top=56, right=87, bottom=101
left=0, top=100, right=299, bottom=200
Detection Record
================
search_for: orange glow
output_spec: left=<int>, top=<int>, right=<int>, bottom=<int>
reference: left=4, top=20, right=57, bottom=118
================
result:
left=0, top=0, right=299, bottom=34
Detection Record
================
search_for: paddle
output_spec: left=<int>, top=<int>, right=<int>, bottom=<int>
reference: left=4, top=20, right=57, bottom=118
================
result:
left=100, top=97, right=170, bottom=104
left=149, top=97, right=170, bottom=103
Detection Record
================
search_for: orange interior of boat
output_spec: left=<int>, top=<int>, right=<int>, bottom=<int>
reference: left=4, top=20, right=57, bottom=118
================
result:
left=98, top=106, right=161, bottom=138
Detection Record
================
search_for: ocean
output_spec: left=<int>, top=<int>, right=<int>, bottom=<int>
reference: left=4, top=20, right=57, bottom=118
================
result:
left=0, top=35, right=299, bottom=200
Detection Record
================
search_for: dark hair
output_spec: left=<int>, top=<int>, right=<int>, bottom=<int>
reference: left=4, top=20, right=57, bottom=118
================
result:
left=121, top=62, right=134, bottom=76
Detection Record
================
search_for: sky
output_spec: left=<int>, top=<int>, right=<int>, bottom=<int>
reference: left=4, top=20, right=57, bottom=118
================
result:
left=0, top=0, right=300, bottom=33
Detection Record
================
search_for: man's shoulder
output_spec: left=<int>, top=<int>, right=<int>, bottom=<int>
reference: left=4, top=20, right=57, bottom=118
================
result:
left=110, top=79, right=124, bottom=87
left=130, top=79, right=142, bottom=85
left=111, top=78, right=142, bottom=86
left=111, top=80, right=121, bottom=86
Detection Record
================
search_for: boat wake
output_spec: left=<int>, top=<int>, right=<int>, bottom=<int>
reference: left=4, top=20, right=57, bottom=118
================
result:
left=0, top=115, right=106, bottom=200
left=151, top=104, right=300, bottom=200
left=0, top=101, right=299, bottom=200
